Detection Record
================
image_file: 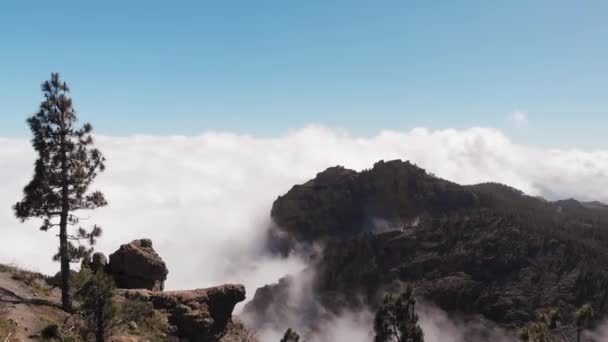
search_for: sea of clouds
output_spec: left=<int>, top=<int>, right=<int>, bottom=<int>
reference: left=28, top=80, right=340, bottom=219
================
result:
left=1, top=126, right=608, bottom=341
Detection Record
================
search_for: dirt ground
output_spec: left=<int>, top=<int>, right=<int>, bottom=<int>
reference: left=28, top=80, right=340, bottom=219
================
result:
left=0, top=267, right=66, bottom=341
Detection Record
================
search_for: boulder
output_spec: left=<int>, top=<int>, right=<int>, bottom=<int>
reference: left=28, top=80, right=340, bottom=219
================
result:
left=108, top=239, right=168, bottom=291
left=91, top=252, right=107, bottom=273
left=119, top=284, right=246, bottom=341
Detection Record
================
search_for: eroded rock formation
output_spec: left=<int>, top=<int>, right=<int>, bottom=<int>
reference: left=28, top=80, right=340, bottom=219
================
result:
left=108, top=238, right=168, bottom=291
left=119, top=284, right=246, bottom=341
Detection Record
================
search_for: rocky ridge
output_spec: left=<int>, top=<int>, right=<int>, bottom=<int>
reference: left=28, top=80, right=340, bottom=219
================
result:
left=119, top=284, right=246, bottom=341
left=0, top=239, right=248, bottom=341
left=247, top=160, right=608, bottom=333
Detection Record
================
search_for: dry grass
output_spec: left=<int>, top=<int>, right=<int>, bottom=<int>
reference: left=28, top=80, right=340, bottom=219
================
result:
left=221, top=319, right=258, bottom=342
left=0, top=264, right=48, bottom=285
left=118, top=299, right=169, bottom=341
left=0, top=303, right=16, bottom=342
left=0, top=263, right=52, bottom=297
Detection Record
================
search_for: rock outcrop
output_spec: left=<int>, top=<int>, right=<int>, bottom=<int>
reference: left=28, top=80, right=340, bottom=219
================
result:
left=248, top=160, right=608, bottom=331
left=90, top=252, right=107, bottom=273
left=120, top=284, right=246, bottom=341
left=267, top=161, right=478, bottom=254
left=108, top=239, right=168, bottom=291
left=0, top=262, right=249, bottom=342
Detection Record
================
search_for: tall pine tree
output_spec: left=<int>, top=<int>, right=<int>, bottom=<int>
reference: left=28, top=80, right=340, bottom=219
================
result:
left=280, top=328, right=301, bottom=342
left=374, top=286, right=424, bottom=342
left=14, top=73, right=107, bottom=311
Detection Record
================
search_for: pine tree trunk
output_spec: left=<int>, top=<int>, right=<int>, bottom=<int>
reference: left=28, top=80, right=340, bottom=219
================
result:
left=96, top=328, right=104, bottom=342
left=96, top=302, right=105, bottom=342
left=59, top=207, right=72, bottom=311
left=59, top=132, right=73, bottom=312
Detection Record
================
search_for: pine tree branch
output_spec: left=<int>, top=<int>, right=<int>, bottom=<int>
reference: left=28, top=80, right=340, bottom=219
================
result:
left=70, top=214, right=92, bottom=221
left=66, top=234, right=88, bottom=242
left=558, top=326, right=571, bottom=342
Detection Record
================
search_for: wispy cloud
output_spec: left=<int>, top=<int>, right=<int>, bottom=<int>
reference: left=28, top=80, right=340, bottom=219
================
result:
left=507, top=110, right=529, bottom=128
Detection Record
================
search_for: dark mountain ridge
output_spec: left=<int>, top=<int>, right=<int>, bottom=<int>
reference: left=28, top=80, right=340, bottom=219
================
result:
left=247, top=160, right=608, bottom=333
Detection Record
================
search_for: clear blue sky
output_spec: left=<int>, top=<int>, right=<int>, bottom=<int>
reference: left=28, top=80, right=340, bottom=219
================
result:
left=1, top=1, right=607, bottom=147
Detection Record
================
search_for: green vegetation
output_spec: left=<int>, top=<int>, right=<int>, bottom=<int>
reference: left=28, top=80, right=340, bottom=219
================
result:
left=38, top=321, right=81, bottom=342
left=374, top=286, right=424, bottom=342
left=13, top=73, right=107, bottom=312
left=280, top=328, right=301, bottom=342
left=0, top=263, right=50, bottom=296
left=0, top=303, right=16, bottom=341
left=519, top=304, right=594, bottom=342
left=75, top=268, right=118, bottom=342
left=519, top=308, right=561, bottom=342
left=0, top=319, right=16, bottom=342
left=223, top=320, right=258, bottom=342
left=40, top=323, right=62, bottom=340
left=71, top=266, right=170, bottom=341
left=119, top=299, right=168, bottom=341
left=575, top=304, right=593, bottom=342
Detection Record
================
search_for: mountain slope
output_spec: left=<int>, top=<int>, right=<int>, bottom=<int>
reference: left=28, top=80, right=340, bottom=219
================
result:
left=247, top=160, right=608, bottom=333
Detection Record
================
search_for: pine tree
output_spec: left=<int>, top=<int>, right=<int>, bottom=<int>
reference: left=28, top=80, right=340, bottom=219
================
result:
left=280, top=328, right=301, bottom=342
left=575, top=304, right=593, bottom=342
left=14, top=73, right=107, bottom=311
left=519, top=305, right=593, bottom=342
left=76, top=267, right=118, bottom=342
left=374, top=286, right=424, bottom=342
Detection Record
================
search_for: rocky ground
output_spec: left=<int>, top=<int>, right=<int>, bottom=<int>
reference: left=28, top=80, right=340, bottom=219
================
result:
left=0, top=239, right=253, bottom=342
left=0, top=265, right=66, bottom=341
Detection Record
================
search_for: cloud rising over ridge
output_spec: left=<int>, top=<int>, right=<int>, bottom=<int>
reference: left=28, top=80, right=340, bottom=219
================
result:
left=1, top=125, right=608, bottom=302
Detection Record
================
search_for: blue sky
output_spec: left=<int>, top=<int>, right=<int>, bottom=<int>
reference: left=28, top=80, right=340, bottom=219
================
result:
left=1, top=1, right=607, bottom=147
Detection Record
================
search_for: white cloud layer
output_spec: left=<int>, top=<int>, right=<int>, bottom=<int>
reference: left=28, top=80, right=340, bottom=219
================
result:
left=1, top=126, right=608, bottom=306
